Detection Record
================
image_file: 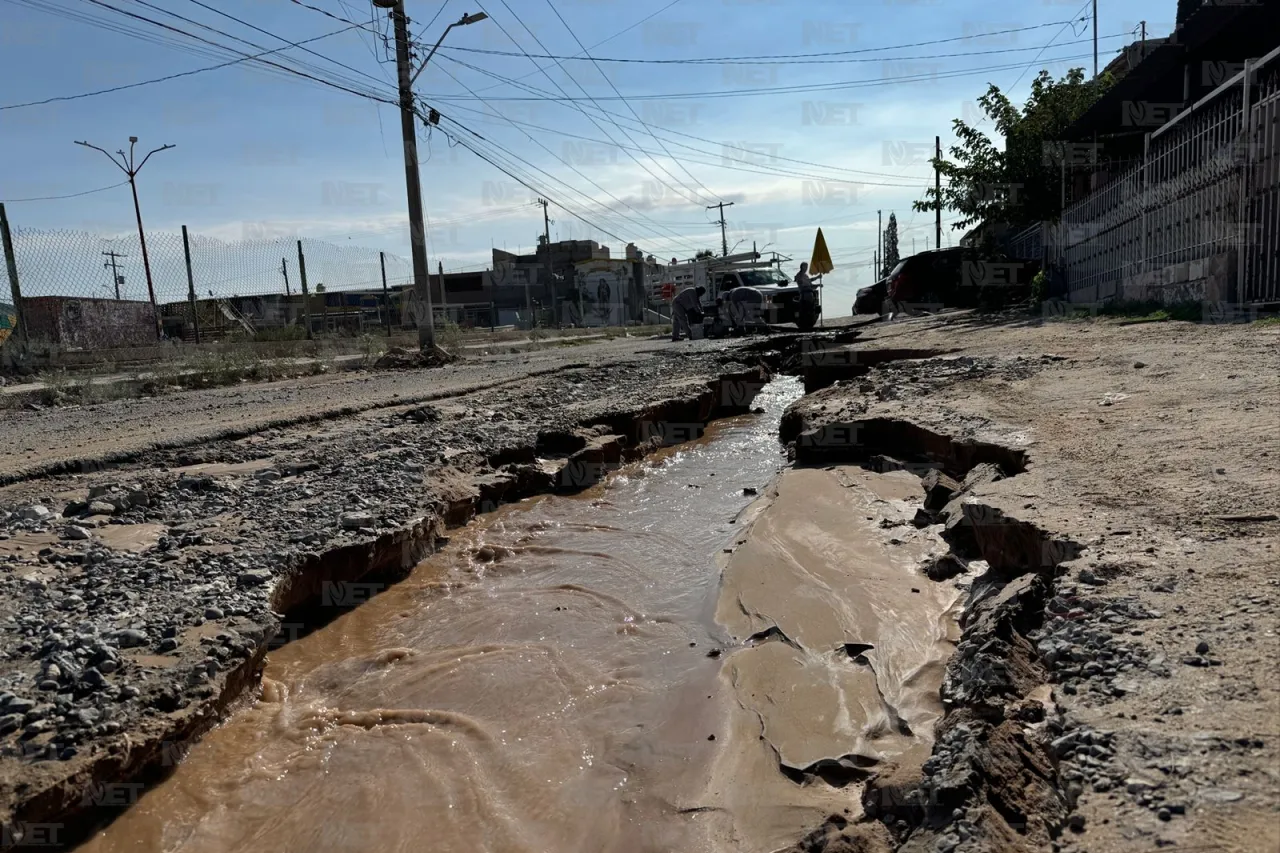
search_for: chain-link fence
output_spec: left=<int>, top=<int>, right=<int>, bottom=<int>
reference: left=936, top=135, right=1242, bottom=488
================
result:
left=0, top=213, right=443, bottom=347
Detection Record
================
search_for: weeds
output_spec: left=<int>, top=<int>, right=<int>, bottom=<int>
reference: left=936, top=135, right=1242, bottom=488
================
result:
left=358, top=333, right=386, bottom=367
left=435, top=321, right=464, bottom=352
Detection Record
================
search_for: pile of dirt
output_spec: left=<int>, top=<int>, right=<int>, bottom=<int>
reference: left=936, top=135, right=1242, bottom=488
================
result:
left=373, top=344, right=457, bottom=370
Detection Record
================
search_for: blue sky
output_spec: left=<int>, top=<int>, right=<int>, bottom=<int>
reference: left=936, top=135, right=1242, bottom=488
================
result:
left=0, top=0, right=1174, bottom=308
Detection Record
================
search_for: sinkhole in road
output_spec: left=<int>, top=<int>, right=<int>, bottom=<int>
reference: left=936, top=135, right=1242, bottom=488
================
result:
left=76, top=375, right=962, bottom=853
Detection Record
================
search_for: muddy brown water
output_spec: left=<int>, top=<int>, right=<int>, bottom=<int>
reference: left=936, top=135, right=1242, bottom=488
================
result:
left=77, top=377, right=962, bottom=853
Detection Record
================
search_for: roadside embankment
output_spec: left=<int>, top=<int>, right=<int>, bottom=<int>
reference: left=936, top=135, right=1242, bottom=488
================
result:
left=765, top=315, right=1279, bottom=853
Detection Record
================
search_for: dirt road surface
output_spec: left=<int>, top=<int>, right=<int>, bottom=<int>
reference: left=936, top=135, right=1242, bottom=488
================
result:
left=0, top=315, right=1276, bottom=853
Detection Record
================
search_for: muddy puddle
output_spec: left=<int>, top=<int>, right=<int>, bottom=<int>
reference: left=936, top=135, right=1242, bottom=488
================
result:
left=77, top=377, right=962, bottom=853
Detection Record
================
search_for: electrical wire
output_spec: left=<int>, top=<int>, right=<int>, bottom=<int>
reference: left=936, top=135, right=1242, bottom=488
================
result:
left=0, top=181, right=129, bottom=203
left=429, top=52, right=1099, bottom=101
left=423, top=21, right=708, bottom=251
left=540, top=0, right=718, bottom=204
left=78, top=0, right=393, bottom=100
left=0, top=22, right=367, bottom=109
left=438, top=100, right=951, bottom=188
left=485, top=0, right=708, bottom=208
left=1006, top=0, right=1093, bottom=94
left=172, top=0, right=393, bottom=90
left=435, top=108, right=702, bottom=254
left=438, top=30, right=1124, bottom=66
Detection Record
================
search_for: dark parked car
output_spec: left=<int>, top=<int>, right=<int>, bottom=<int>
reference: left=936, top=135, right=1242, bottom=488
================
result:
left=853, top=248, right=1038, bottom=314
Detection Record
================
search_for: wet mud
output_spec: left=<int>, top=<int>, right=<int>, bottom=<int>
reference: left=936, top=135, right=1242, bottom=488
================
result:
left=74, top=376, right=966, bottom=853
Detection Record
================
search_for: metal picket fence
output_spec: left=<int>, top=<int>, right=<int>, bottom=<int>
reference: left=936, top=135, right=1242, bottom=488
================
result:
left=1050, top=44, right=1280, bottom=304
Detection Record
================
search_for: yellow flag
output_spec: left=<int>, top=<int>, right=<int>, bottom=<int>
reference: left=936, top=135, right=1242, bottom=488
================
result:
left=810, top=228, right=834, bottom=276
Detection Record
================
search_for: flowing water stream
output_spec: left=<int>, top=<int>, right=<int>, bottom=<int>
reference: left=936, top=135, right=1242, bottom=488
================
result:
left=77, top=377, right=962, bottom=853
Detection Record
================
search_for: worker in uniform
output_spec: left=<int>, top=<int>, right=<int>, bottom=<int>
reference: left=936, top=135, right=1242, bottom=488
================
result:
left=795, top=262, right=819, bottom=329
left=671, top=285, right=705, bottom=342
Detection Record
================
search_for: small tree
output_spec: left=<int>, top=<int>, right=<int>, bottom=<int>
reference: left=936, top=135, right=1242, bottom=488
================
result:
left=914, top=68, right=1113, bottom=233
left=882, top=213, right=900, bottom=277
left=695, top=249, right=715, bottom=259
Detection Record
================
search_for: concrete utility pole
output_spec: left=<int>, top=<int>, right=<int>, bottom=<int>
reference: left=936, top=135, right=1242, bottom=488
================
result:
left=373, top=2, right=487, bottom=349
left=877, top=209, right=883, bottom=276
left=438, top=260, right=447, bottom=323
left=181, top=225, right=200, bottom=344
left=75, top=136, right=173, bottom=339
left=707, top=201, right=734, bottom=256
left=1093, top=0, right=1098, bottom=79
left=935, top=136, right=943, bottom=252
left=0, top=203, right=27, bottom=344
left=538, top=198, right=554, bottom=324
left=379, top=251, right=392, bottom=337
left=102, top=250, right=126, bottom=300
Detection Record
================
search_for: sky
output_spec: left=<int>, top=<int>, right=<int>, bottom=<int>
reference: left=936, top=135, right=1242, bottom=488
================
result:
left=0, top=0, right=1175, bottom=310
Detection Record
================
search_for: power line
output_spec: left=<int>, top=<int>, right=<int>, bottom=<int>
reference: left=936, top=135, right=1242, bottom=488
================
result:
left=465, top=0, right=686, bottom=97
left=431, top=51, right=1099, bottom=101
left=80, top=0, right=392, bottom=100
left=431, top=98, right=702, bottom=254
left=485, top=0, right=707, bottom=209
left=282, top=0, right=384, bottom=34
left=0, top=181, right=130, bottom=203
left=541, top=0, right=717, bottom=204
left=439, top=30, right=1123, bottom=66
left=0, top=23, right=366, bottom=109
left=173, top=0, right=393, bottom=90
left=1007, top=1, right=1093, bottom=93
left=442, top=105, right=945, bottom=188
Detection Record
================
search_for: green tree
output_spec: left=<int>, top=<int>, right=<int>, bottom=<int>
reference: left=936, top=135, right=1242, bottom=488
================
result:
left=882, top=213, right=900, bottom=277
left=914, top=68, right=1113, bottom=233
left=696, top=249, right=715, bottom=259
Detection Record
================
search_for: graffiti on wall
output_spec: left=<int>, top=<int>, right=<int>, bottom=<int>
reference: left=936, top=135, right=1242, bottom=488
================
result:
left=0, top=302, right=14, bottom=345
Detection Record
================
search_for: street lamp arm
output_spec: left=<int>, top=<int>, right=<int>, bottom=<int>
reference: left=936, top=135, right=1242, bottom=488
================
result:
left=135, top=144, right=176, bottom=172
left=74, top=140, right=129, bottom=175
left=410, top=22, right=456, bottom=87
left=410, top=13, right=487, bottom=87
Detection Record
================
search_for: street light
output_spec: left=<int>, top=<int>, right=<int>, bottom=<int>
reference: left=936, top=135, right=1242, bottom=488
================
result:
left=75, top=136, right=174, bottom=339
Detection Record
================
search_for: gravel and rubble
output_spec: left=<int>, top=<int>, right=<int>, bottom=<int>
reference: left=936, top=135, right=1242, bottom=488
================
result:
left=0, top=340, right=781, bottom=845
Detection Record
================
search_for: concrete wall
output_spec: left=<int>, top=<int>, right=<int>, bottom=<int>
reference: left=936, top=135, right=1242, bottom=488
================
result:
left=23, top=296, right=156, bottom=349
left=1114, top=252, right=1237, bottom=304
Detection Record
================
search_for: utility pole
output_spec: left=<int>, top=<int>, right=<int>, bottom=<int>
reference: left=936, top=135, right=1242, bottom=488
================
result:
left=102, top=250, right=126, bottom=300
left=181, top=225, right=200, bottom=344
left=1140, top=20, right=1146, bottom=59
left=379, top=251, right=392, bottom=337
left=378, top=0, right=432, bottom=348
left=296, top=240, right=313, bottom=340
left=75, top=136, right=173, bottom=339
left=538, top=198, right=554, bottom=324
left=0, top=204, right=27, bottom=345
left=1092, top=0, right=1098, bottom=80
left=438, top=260, right=447, bottom=324
left=373, top=3, right=487, bottom=349
left=935, top=136, right=943, bottom=253
left=281, top=258, right=291, bottom=297
left=877, top=209, right=883, bottom=277
left=707, top=201, right=734, bottom=256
